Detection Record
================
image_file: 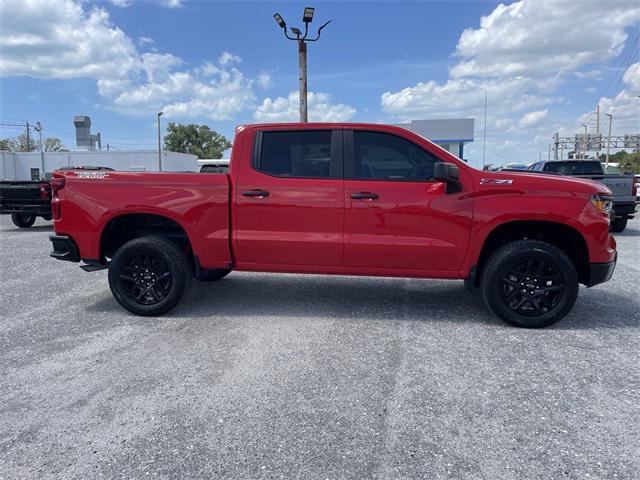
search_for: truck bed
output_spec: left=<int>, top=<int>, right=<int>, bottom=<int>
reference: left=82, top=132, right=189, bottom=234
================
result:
left=54, top=171, right=232, bottom=269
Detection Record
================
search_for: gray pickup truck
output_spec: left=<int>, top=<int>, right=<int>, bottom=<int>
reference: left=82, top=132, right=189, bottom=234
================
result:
left=528, top=160, right=637, bottom=232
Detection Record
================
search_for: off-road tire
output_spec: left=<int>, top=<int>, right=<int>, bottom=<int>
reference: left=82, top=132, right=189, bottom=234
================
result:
left=609, top=217, right=627, bottom=233
left=481, top=240, right=579, bottom=328
left=108, top=236, right=192, bottom=316
left=11, top=214, right=36, bottom=228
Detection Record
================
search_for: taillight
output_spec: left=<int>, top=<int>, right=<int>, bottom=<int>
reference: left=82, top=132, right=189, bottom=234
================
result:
left=39, top=182, right=50, bottom=200
left=50, top=176, right=65, bottom=219
left=633, top=180, right=638, bottom=198
left=51, top=177, right=65, bottom=195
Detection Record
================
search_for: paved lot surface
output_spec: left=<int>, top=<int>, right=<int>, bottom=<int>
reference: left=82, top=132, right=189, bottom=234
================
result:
left=0, top=215, right=638, bottom=479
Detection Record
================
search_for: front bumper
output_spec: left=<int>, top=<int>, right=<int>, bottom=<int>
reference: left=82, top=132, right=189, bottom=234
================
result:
left=587, top=252, right=617, bottom=287
left=49, top=235, right=80, bottom=262
left=613, top=202, right=637, bottom=218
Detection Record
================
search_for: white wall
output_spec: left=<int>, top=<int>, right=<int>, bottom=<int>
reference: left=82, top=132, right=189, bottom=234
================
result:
left=0, top=150, right=198, bottom=180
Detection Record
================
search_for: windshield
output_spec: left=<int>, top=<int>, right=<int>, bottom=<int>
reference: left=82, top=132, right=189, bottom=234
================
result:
left=543, top=161, right=603, bottom=175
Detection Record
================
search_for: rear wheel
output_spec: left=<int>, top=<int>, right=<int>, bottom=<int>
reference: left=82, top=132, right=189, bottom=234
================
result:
left=481, top=240, right=578, bottom=328
left=11, top=214, right=36, bottom=228
left=609, top=217, right=627, bottom=233
left=108, top=236, right=192, bottom=316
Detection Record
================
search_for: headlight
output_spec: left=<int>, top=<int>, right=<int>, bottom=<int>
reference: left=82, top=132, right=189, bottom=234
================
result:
left=590, top=194, right=613, bottom=214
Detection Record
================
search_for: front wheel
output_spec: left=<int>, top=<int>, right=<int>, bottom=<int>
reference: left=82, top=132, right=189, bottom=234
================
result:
left=481, top=240, right=578, bottom=328
left=11, top=214, right=36, bottom=228
left=609, top=217, right=627, bottom=233
left=108, top=236, right=192, bottom=316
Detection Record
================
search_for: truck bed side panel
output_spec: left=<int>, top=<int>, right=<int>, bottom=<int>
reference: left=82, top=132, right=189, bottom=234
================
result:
left=54, top=172, right=231, bottom=268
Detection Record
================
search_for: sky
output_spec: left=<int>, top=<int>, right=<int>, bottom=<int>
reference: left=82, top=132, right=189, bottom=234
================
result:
left=0, top=0, right=639, bottom=168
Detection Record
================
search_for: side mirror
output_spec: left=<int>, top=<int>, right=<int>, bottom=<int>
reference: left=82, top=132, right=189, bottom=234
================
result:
left=433, top=162, right=461, bottom=193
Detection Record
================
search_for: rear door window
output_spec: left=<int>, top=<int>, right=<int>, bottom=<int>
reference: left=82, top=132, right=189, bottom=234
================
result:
left=256, top=130, right=336, bottom=178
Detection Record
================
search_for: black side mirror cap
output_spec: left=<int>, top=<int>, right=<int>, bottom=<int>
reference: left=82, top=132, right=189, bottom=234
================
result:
left=433, top=162, right=461, bottom=193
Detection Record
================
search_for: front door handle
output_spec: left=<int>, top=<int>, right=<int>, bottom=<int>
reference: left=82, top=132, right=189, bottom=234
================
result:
left=242, top=190, right=270, bottom=198
left=350, top=192, right=379, bottom=200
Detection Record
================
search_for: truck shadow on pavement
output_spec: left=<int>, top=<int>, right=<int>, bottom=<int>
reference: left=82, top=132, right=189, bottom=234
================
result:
left=87, top=273, right=639, bottom=331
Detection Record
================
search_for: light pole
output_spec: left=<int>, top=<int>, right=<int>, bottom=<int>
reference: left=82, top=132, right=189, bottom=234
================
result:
left=157, top=111, right=163, bottom=171
left=581, top=124, right=588, bottom=159
left=273, top=7, right=331, bottom=123
left=34, top=121, right=45, bottom=179
left=605, top=113, right=612, bottom=171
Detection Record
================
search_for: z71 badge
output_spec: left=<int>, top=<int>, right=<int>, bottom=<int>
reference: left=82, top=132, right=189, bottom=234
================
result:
left=480, top=178, right=513, bottom=185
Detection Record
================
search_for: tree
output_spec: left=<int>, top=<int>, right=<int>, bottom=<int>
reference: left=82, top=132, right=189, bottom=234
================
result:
left=5, top=133, right=37, bottom=152
left=610, top=150, right=640, bottom=174
left=163, top=123, right=231, bottom=159
left=43, top=137, right=68, bottom=152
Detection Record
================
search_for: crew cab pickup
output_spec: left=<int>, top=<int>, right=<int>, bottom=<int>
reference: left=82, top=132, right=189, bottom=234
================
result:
left=49, top=123, right=617, bottom=328
left=529, top=160, right=638, bottom=232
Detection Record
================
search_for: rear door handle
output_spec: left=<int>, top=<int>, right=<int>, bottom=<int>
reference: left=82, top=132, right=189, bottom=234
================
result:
left=242, top=189, right=270, bottom=198
left=350, top=192, right=379, bottom=200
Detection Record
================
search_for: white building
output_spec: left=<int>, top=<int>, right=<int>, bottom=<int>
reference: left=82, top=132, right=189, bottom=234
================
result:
left=0, top=150, right=198, bottom=180
left=395, top=119, right=475, bottom=160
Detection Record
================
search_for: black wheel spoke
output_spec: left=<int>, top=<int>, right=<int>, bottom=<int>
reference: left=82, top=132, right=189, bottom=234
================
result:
left=499, top=255, right=566, bottom=317
left=119, top=249, right=172, bottom=306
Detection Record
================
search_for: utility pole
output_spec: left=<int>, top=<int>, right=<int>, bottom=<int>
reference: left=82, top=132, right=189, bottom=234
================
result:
left=34, top=122, right=45, bottom=179
left=25, top=122, right=30, bottom=151
left=157, top=111, right=163, bottom=171
left=273, top=7, right=331, bottom=123
left=605, top=113, right=612, bottom=171
left=595, top=105, right=600, bottom=161
left=482, top=90, right=488, bottom=167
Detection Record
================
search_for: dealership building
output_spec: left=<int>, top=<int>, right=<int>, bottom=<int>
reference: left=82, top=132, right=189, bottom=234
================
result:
left=395, top=118, right=475, bottom=160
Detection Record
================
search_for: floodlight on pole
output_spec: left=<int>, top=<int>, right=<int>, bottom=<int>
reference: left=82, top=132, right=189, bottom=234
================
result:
left=303, top=7, right=315, bottom=23
left=272, top=7, right=331, bottom=123
left=273, top=13, right=286, bottom=29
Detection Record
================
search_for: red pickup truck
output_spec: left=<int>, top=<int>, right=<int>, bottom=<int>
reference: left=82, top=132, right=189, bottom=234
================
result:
left=49, top=123, right=617, bottom=328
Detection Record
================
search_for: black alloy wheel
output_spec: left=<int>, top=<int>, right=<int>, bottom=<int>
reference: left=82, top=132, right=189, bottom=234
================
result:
left=499, top=257, right=565, bottom=316
left=108, top=236, right=192, bottom=316
left=481, top=240, right=579, bottom=328
left=119, top=252, right=172, bottom=306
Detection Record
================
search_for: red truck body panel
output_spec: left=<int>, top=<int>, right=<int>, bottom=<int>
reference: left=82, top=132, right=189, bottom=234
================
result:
left=54, top=172, right=232, bottom=269
left=52, top=123, right=616, bottom=281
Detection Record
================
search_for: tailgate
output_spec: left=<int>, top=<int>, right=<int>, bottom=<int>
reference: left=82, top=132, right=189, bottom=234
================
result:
left=576, top=175, right=634, bottom=201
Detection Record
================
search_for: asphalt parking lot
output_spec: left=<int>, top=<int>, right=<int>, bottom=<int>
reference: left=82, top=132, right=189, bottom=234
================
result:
left=0, top=215, right=638, bottom=479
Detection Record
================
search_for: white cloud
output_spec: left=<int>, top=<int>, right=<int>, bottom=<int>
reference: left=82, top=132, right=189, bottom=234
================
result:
left=254, top=92, right=356, bottom=122
left=519, top=109, right=548, bottom=128
left=380, top=0, right=640, bottom=165
left=0, top=0, right=138, bottom=80
left=575, top=62, right=640, bottom=137
left=162, top=0, right=183, bottom=7
left=256, top=72, right=272, bottom=89
left=137, top=36, right=154, bottom=47
left=0, top=0, right=257, bottom=120
left=450, top=1, right=639, bottom=79
left=109, top=0, right=132, bottom=6
left=218, top=51, right=241, bottom=66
